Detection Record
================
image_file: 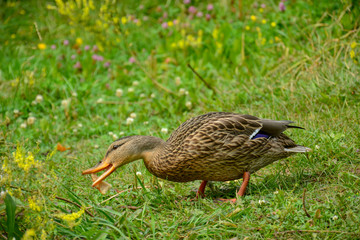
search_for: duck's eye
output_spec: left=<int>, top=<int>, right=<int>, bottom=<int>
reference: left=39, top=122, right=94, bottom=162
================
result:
left=112, top=143, right=123, bottom=150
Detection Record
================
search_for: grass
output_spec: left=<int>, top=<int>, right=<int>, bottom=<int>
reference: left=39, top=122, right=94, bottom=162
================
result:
left=0, top=0, right=359, bottom=239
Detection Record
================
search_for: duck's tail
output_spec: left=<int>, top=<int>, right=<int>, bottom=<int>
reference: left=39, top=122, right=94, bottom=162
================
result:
left=285, top=145, right=312, bottom=153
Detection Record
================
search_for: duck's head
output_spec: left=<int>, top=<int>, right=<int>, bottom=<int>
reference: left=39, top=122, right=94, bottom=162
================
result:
left=82, top=135, right=163, bottom=187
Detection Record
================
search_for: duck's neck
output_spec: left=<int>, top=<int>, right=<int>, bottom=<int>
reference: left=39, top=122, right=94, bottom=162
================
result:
left=138, top=135, right=166, bottom=162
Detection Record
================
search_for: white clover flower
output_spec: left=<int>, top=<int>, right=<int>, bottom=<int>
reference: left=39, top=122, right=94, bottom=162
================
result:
left=119, top=131, right=125, bottom=136
left=108, top=131, right=114, bottom=136
left=112, top=134, right=118, bottom=140
left=116, top=89, right=123, bottom=97
left=185, top=101, right=192, bottom=109
left=274, top=190, right=279, bottom=195
left=78, top=123, right=83, bottom=128
left=143, top=121, right=149, bottom=125
left=61, top=99, right=71, bottom=108
left=258, top=199, right=266, bottom=205
left=179, top=88, right=186, bottom=95
left=96, top=98, right=103, bottom=104
left=150, top=93, right=156, bottom=98
left=175, top=76, right=181, bottom=86
left=185, top=90, right=189, bottom=95
left=140, top=93, right=145, bottom=98
left=72, top=92, right=78, bottom=97
left=332, top=215, right=338, bottom=220
left=35, top=94, right=43, bottom=103
left=27, top=116, right=36, bottom=125
left=130, top=113, right=137, bottom=118
left=13, top=109, right=19, bottom=114
left=0, top=190, right=6, bottom=200
left=132, top=81, right=139, bottom=86
left=128, top=87, right=134, bottom=93
left=126, top=117, right=134, bottom=125
left=315, top=145, right=320, bottom=150
left=31, top=100, right=37, bottom=105
left=104, top=122, right=109, bottom=126
left=73, top=129, right=78, bottom=133
left=161, top=128, right=168, bottom=134
left=94, top=144, right=99, bottom=149
left=136, top=171, right=142, bottom=177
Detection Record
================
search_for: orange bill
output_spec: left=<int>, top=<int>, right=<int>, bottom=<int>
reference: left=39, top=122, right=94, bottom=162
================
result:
left=82, top=160, right=110, bottom=175
left=91, top=165, right=116, bottom=187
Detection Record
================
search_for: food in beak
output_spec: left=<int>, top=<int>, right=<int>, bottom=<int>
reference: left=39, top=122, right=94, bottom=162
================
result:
left=82, top=160, right=116, bottom=191
left=91, top=174, right=112, bottom=194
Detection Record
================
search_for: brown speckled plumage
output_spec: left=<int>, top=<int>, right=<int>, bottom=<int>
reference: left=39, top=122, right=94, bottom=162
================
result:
left=83, top=112, right=311, bottom=196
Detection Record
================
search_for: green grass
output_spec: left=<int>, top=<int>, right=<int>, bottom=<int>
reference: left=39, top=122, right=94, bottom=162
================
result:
left=1, top=0, right=360, bottom=239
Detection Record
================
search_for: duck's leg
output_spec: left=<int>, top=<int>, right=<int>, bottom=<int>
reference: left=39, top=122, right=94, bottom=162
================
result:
left=196, top=180, right=208, bottom=198
left=237, top=172, right=250, bottom=196
left=217, top=171, right=251, bottom=203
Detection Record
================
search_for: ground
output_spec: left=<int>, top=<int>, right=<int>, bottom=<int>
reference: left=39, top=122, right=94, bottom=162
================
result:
left=0, top=0, right=360, bottom=239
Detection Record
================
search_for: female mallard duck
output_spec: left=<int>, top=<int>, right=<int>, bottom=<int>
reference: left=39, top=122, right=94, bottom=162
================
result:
left=83, top=112, right=311, bottom=202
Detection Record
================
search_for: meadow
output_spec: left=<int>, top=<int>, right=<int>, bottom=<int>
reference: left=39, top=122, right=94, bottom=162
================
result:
left=0, top=0, right=360, bottom=239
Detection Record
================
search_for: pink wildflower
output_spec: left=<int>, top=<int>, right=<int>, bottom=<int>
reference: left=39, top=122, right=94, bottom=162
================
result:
left=51, top=44, right=56, bottom=49
left=73, top=61, right=82, bottom=69
left=261, top=4, right=266, bottom=8
left=279, top=2, right=286, bottom=11
left=183, top=0, right=190, bottom=4
left=206, top=14, right=211, bottom=21
left=63, top=40, right=69, bottom=45
left=188, top=6, right=197, bottom=14
left=92, top=54, right=104, bottom=61
left=161, top=22, right=168, bottom=29
left=129, top=57, right=136, bottom=63
left=207, top=4, right=214, bottom=11
left=84, top=45, right=90, bottom=51
left=103, top=61, right=111, bottom=68
left=71, top=54, right=76, bottom=60
left=196, top=11, right=203, bottom=17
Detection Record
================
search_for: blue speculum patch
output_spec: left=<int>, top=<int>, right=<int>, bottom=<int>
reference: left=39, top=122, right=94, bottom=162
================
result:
left=252, top=131, right=271, bottom=139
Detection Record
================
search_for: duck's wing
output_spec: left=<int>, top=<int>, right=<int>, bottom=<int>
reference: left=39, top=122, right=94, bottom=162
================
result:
left=169, top=113, right=306, bottom=162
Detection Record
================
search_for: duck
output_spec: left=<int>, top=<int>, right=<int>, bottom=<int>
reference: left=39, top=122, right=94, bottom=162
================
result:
left=82, top=112, right=311, bottom=202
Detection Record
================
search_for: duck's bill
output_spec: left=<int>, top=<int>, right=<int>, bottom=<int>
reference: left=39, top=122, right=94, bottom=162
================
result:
left=82, top=161, right=116, bottom=187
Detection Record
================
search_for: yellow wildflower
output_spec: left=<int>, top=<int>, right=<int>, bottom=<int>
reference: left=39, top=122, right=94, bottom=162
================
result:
left=11, top=34, right=16, bottom=39
left=113, top=17, right=119, bottom=24
left=121, top=16, right=127, bottom=24
left=271, top=22, right=276, bottom=27
left=23, top=229, right=36, bottom=240
left=46, top=4, right=56, bottom=10
left=12, top=147, right=38, bottom=172
left=250, top=15, right=257, bottom=21
left=56, top=208, right=85, bottom=228
left=275, top=36, right=281, bottom=42
left=198, top=29, right=203, bottom=37
left=20, top=9, right=25, bottom=14
left=259, top=8, right=264, bottom=13
left=350, top=50, right=355, bottom=59
left=178, top=40, right=185, bottom=49
left=136, top=20, right=141, bottom=26
left=38, top=43, right=46, bottom=50
left=28, top=197, right=41, bottom=211
left=41, top=230, right=47, bottom=240
left=170, top=42, right=177, bottom=48
left=167, top=21, right=174, bottom=27
left=262, top=19, right=267, bottom=24
left=212, top=28, right=219, bottom=40
left=76, top=37, right=83, bottom=45
left=245, top=26, right=250, bottom=31
left=261, top=38, right=266, bottom=45
left=351, top=41, right=357, bottom=49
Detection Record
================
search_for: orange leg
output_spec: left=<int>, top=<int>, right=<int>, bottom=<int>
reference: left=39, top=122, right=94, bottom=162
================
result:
left=196, top=180, right=208, bottom=198
left=217, top=172, right=251, bottom=203
left=237, top=172, right=250, bottom=196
